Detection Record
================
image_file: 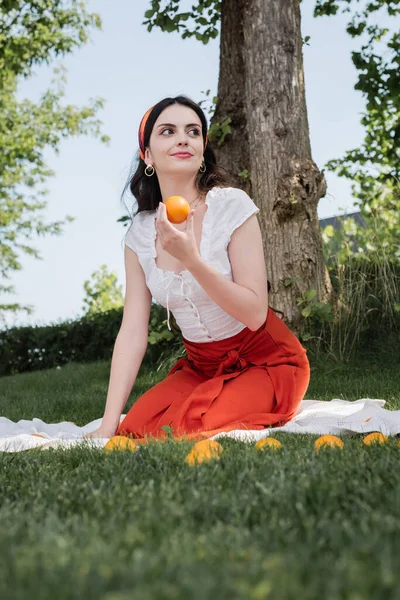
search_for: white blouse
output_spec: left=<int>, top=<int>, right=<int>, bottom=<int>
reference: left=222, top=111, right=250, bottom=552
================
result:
left=124, top=186, right=260, bottom=342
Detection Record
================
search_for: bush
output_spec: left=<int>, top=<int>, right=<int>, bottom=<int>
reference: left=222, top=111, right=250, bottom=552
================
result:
left=0, top=302, right=182, bottom=377
left=304, top=255, right=400, bottom=362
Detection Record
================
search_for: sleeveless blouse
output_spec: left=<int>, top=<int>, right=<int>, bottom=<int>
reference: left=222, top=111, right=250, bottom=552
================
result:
left=124, top=186, right=260, bottom=343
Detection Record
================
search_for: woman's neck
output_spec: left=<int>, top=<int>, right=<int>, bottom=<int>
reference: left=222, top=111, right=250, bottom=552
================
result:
left=157, top=176, right=203, bottom=205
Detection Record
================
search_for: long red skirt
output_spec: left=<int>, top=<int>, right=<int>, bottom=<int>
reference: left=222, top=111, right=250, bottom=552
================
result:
left=116, top=307, right=310, bottom=443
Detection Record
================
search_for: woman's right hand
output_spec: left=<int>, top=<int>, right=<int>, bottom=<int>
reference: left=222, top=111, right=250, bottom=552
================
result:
left=83, top=425, right=118, bottom=439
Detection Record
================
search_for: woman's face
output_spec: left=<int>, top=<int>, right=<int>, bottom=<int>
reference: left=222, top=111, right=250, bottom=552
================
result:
left=145, top=104, right=204, bottom=177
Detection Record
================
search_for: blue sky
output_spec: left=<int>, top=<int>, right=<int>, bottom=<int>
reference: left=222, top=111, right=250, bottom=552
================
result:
left=4, top=0, right=370, bottom=330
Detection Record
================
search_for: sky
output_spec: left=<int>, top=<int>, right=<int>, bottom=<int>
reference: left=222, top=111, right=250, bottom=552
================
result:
left=2, top=0, right=374, bottom=330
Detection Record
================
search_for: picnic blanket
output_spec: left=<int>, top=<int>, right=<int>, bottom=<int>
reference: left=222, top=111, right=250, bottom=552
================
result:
left=1, top=397, right=399, bottom=452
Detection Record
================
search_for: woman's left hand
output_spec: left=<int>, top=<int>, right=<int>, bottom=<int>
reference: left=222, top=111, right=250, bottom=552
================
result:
left=155, top=202, right=203, bottom=268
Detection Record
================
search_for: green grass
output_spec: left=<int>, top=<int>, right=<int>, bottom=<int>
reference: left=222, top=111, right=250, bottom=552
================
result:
left=1, top=359, right=399, bottom=599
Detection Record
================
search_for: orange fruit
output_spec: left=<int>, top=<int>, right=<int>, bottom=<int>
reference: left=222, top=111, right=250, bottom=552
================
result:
left=185, top=439, right=223, bottom=465
left=104, top=436, right=139, bottom=453
left=362, top=432, right=388, bottom=446
left=164, top=196, right=190, bottom=224
left=255, top=438, right=283, bottom=450
left=314, top=435, right=344, bottom=451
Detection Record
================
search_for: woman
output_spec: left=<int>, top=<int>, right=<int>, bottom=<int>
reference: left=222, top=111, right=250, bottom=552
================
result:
left=84, top=95, right=310, bottom=442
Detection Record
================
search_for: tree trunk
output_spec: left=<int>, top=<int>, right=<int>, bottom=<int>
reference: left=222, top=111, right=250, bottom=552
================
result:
left=211, top=0, right=332, bottom=329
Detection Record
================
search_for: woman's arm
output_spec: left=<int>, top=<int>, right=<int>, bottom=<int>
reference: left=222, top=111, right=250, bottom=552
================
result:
left=89, top=245, right=152, bottom=436
left=99, top=329, right=148, bottom=433
left=185, top=213, right=269, bottom=331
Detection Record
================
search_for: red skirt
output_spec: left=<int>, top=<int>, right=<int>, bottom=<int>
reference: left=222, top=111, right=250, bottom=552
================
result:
left=116, top=307, right=310, bottom=443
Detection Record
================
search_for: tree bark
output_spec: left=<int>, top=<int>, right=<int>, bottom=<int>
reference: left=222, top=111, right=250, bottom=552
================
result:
left=211, top=0, right=332, bottom=329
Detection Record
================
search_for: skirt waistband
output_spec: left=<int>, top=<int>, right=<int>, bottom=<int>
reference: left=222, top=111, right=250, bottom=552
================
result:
left=179, top=307, right=307, bottom=379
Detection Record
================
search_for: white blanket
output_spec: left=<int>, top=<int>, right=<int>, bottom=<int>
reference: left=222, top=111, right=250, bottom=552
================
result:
left=1, top=398, right=399, bottom=452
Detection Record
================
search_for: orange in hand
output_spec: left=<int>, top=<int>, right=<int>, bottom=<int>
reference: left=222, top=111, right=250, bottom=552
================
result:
left=164, top=196, right=190, bottom=224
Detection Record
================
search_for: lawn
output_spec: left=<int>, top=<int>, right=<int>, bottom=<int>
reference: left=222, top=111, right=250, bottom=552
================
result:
left=0, top=358, right=399, bottom=599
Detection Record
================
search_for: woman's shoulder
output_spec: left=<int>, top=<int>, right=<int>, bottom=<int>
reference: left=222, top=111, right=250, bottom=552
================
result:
left=124, top=208, right=153, bottom=250
left=132, top=207, right=154, bottom=221
left=210, top=185, right=242, bottom=194
left=128, top=208, right=154, bottom=234
left=210, top=185, right=254, bottom=200
left=208, top=186, right=260, bottom=235
left=209, top=186, right=258, bottom=210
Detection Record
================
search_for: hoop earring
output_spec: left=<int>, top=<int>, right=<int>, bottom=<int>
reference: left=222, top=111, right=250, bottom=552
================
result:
left=145, top=164, right=155, bottom=177
left=199, top=161, right=206, bottom=173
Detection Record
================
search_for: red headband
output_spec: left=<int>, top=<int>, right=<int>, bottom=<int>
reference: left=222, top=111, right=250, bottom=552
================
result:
left=138, top=105, right=209, bottom=161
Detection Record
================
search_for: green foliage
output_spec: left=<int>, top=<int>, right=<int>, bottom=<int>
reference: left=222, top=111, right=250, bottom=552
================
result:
left=147, top=304, right=176, bottom=346
left=314, top=0, right=400, bottom=262
left=160, top=424, right=175, bottom=438
left=238, top=169, right=249, bottom=180
left=208, top=117, right=232, bottom=146
left=0, top=0, right=102, bottom=83
left=322, top=185, right=400, bottom=266
left=197, top=89, right=232, bottom=146
left=305, top=255, right=400, bottom=362
left=282, top=276, right=334, bottom=338
left=143, top=0, right=221, bottom=44
left=282, top=283, right=334, bottom=343
left=81, top=265, right=124, bottom=316
left=147, top=306, right=187, bottom=373
left=296, top=288, right=335, bottom=322
left=197, top=88, right=217, bottom=121
left=0, top=302, right=181, bottom=377
left=0, top=1, right=109, bottom=321
left=283, top=276, right=301, bottom=288
left=309, top=1, right=400, bottom=358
